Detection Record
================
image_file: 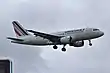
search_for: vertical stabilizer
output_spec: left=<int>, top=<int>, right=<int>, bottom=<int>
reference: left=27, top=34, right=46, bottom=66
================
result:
left=12, top=21, right=30, bottom=37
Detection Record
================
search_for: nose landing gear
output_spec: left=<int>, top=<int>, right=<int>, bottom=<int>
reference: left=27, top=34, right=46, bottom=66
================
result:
left=89, top=40, right=92, bottom=46
left=61, top=44, right=66, bottom=52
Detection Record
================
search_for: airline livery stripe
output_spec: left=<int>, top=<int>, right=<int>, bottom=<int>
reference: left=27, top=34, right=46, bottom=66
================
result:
left=14, top=28, right=21, bottom=36
left=13, top=24, right=25, bottom=36
left=13, top=21, right=28, bottom=35
left=14, top=23, right=25, bottom=35
left=14, top=25, right=23, bottom=36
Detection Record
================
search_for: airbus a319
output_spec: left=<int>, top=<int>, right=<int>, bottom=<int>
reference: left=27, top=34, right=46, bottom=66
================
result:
left=7, top=21, right=104, bottom=52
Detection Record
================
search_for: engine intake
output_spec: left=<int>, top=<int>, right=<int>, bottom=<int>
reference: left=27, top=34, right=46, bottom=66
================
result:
left=69, top=40, right=84, bottom=47
left=60, top=36, right=72, bottom=44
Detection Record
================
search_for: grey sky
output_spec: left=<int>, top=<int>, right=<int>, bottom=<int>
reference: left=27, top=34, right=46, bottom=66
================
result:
left=0, top=0, right=109, bottom=73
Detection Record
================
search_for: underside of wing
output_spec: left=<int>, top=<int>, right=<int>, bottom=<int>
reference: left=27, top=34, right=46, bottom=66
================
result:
left=27, top=30, right=62, bottom=42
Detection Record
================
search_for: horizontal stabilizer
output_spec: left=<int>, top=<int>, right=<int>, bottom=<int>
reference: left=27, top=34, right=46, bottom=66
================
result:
left=7, top=37, right=24, bottom=41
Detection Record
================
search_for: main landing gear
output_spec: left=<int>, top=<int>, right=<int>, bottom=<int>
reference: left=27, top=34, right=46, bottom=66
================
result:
left=53, top=45, right=58, bottom=49
left=89, top=40, right=92, bottom=46
left=53, top=44, right=67, bottom=52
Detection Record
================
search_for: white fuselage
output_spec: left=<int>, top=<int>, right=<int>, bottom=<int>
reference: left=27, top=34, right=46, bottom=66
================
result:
left=11, top=28, right=104, bottom=46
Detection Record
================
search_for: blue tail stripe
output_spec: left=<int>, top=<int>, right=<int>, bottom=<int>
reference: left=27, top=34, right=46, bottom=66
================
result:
left=13, top=23, right=25, bottom=35
left=12, top=21, right=28, bottom=35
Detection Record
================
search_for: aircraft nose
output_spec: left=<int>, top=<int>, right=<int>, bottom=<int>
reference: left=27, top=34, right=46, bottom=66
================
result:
left=100, top=31, right=104, bottom=36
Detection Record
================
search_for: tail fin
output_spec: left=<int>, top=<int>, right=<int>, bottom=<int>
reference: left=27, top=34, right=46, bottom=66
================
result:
left=12, top=21, right=30, bottom=37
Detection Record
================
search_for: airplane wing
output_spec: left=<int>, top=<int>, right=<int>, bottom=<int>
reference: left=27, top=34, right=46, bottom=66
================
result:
left=27, top=30, right=62, bottom=42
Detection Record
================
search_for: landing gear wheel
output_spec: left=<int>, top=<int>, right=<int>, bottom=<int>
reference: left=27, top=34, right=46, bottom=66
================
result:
left=89, top=43, right=92, bottom=46
left=53, top=45, right=58, bottom=49
left=62, top=48, right=66, bottom=52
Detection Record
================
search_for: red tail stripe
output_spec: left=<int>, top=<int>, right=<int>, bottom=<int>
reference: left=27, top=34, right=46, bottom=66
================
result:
left=14, top=28, right=21, bottom=36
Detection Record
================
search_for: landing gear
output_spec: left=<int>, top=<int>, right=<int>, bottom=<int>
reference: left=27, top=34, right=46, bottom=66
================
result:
left=62, top=48, right=66, bottom=52
left=53, top=45, right=58, bottom=49
left=53, top=44, right=67, bottom=52
left=61, top=44, right=66, bottom=52
left=89, top=40, right=92, bottom=46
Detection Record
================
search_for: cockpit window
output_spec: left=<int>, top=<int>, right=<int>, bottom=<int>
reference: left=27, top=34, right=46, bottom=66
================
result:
left=93, top=29, right=99, bottom=31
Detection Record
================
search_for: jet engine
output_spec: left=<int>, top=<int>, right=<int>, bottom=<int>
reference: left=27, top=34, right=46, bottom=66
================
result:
left=69, top=40, right=84, bottom=47
left=60, top=36, right=72, bottom=44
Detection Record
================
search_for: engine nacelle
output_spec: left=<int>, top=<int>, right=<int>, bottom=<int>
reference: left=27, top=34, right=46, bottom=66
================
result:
left=69, top=40, right=84, bottom=47
left=60, top=36, right=71, bottom=44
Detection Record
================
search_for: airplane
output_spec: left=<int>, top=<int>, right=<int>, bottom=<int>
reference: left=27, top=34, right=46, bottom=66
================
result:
left=7, top=21, right=104, bottom=52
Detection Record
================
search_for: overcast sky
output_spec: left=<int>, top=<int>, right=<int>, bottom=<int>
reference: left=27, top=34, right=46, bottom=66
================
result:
left=0, top=0, right=110, bottom=73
